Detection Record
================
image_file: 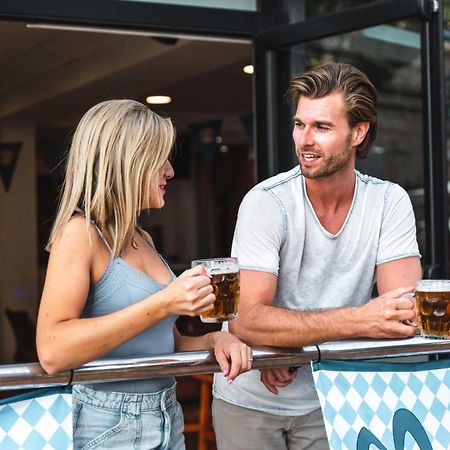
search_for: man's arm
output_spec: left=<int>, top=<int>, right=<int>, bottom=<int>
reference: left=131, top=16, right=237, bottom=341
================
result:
left=229, top=256, right=421, bottom=348
left=375, top=256, right=422, bottom=294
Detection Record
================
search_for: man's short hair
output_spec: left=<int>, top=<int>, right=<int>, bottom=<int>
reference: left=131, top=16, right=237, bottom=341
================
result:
left=286, top=62, right=378, bottom=159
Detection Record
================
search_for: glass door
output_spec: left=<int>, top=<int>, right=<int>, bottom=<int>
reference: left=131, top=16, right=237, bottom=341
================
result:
left=254, top=0, right=449, bottom=277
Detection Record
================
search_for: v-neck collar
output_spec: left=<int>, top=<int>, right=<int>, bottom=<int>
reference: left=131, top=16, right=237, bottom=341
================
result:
left=302, top=173, right=358, bottom=239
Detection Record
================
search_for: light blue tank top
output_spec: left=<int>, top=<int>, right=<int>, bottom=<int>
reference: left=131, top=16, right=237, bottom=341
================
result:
left=81, top=226, right=178, bottom=393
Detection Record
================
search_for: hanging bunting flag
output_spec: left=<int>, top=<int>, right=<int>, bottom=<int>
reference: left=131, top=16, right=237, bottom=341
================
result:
left=312, top=358, right=450, bottom=450
left=0, top=386, right=73, bottom=449
left=239, top=112, right=253, bottom=141
left=239, top=112, right=256, bottom=185
left=189, top=120, right=222, bottom=167
left=0, top=142, right=22, bottom=192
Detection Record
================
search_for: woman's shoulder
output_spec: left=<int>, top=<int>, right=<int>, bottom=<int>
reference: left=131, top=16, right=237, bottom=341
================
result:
left=52, top=215, right=99, bottom=253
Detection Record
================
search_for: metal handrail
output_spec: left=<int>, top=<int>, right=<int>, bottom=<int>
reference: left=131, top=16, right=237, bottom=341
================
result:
left=1, top=337, right=449, bottom=391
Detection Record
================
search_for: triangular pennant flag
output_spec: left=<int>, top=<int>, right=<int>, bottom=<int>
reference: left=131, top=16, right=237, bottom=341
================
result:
left=0, top=142, right=22, bottom=192
left=239, top=112, right=253, bottom=140
left=189, top=120, right=222, bottom=167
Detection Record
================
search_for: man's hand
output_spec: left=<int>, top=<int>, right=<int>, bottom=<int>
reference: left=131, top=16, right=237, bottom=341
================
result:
left=357, top=286, right=417, bottom=339
left=260, top=367, right=298, bottom=395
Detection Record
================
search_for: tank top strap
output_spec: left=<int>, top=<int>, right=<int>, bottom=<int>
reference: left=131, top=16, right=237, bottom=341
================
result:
left=91, top=223, right=113, bottom=254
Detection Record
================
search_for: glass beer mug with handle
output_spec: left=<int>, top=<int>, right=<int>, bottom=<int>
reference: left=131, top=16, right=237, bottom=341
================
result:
left=191, top=257, right=240, bottom=323
left=415, top=279, right=450, bottom=339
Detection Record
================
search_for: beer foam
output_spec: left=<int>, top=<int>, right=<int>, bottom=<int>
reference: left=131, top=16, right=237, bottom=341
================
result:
left=192, top=257, right=239, bottom=275
left=416, top=279, right=450, bottom=292
left=209, top=265, right=238, bottom=275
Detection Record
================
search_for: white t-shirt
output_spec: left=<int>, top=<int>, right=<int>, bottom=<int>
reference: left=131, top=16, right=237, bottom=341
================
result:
left=213, top=166, right=420, bottom=415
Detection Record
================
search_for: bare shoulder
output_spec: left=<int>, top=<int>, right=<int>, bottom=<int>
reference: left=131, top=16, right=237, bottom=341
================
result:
left=50, top=216, right=98, bottom=260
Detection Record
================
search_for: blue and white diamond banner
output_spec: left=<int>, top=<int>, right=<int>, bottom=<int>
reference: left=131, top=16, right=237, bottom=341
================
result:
left=312, top=359, right=450, bottom=450
left=0, top=387, right=72, bottom=450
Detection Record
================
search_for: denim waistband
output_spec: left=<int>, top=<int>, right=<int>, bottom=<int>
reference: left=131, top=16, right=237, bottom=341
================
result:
left=72, top=382, right=177, bottom=414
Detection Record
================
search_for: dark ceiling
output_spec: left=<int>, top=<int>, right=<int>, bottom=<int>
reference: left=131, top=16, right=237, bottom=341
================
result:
left=0, top=20, right=253, bottom=143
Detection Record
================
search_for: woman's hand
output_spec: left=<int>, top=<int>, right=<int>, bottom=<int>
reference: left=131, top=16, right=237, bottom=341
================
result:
left=161, top=265, right=216, bottom=317
left=260, top=367, right=298, bottom=395
left=211, top=331, right=252, bottom=384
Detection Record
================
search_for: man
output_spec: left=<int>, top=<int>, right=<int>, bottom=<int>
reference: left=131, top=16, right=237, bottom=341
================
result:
left=212, top=63, right=422, bottom=450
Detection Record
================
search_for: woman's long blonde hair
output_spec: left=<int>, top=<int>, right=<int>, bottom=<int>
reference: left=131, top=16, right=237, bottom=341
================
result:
left=47, top=99, right=175, bottom=256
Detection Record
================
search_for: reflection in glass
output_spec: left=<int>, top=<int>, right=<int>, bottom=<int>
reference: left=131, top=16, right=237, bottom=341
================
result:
left=114, top=0, right=257, bottom=11
left=281, top=19, right=426, bottom=262
left=305, top=0, right=379, bottom=18
left=443, top=0, right=450, bottom=273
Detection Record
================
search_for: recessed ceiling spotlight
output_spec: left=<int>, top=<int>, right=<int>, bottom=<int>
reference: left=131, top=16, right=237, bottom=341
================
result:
left=243, top=65, right=254, bottom=74
left=146, top=95, right=172, bottom=105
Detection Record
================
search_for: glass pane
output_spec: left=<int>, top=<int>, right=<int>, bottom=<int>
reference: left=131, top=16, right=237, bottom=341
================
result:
left=305, top=0, right=379, bottom=18
left=115, top=0, right=256, bottom=11
left=443, top=0, right=450, bottom=273
left=280, top=19, right=426, bottom=264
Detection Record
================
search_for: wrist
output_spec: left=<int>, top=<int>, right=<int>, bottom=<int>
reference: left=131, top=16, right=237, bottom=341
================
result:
left=207, top=331, right=224, bottom=350
left=151, top=289, right=171, bottom=319
left=344, top=306, right=365, bottom=337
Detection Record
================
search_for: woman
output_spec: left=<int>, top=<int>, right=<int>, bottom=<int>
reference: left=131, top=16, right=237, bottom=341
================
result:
left=36, top=99, right=252, bottom=450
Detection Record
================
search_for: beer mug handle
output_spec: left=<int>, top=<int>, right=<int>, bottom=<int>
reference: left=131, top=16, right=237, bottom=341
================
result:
left=401, top=292, right=417, bottom=328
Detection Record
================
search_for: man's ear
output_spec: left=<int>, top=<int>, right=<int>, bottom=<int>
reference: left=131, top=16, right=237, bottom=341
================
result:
left=352, top=122, right=370, bottom=146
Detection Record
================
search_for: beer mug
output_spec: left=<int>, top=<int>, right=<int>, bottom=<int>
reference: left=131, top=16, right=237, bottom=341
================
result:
left=191, top=257, right=240, bottom=323
left=415, top=279, right=450, bottom=339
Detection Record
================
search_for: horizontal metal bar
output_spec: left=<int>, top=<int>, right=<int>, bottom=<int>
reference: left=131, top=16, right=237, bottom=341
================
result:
left=1, top=338, right=449, bottom=391
left=0, top=347, right=312, bottom=391
left=314, top=337, right=450, bottom=361
left=257, top=0, right=420, bottom=49
left=0, top=0, right=257, bottom=38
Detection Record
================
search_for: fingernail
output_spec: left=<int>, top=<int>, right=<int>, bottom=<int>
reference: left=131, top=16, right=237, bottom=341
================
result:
left=227, top=379, right=233, bottom=384
left=223, top=369, right=229, bottom=377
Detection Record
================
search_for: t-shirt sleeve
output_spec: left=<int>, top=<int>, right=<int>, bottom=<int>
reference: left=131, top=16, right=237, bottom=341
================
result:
left=231, top=189, right=285, bottom=275
left=377, top=183, right=421, bottom=265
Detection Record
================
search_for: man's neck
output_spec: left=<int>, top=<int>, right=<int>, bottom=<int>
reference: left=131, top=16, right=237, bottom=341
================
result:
left=304, top=170, right=356, bottom=235
left=304, top=168, right=356, bottom=212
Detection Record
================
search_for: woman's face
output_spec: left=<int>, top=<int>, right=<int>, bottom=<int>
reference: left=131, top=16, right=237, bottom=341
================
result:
left=146, top=160, right=174, bottom=209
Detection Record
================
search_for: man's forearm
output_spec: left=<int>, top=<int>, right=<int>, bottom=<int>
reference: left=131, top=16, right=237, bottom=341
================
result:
left=230, top=288, right=417, bottom=347
left=230, top=303, right=360, bottom=347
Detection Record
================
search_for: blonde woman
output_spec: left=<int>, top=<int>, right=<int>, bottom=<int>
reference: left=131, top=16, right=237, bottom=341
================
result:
left=36, top=99, right=252, bottom=450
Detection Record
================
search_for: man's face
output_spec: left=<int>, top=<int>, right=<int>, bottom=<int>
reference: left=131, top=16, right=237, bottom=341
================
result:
left=293, top=92, right=356, bottom=179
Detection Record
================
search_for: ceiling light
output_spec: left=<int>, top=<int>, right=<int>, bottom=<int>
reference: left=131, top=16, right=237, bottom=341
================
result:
left=243, top=65, right=254, bottom=74
left=146, top=95, right=172, bottom=105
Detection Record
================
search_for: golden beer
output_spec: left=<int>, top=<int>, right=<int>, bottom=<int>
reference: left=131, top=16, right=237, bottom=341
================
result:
left=415, top=280, right=450, bottom=338
left=191, top=257, right=240, bottom=323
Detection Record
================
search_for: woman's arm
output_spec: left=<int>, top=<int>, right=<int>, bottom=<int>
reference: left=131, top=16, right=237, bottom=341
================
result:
left=173, top=326, right=252, bottom=383
left=36, top=219, right=215, bottom=374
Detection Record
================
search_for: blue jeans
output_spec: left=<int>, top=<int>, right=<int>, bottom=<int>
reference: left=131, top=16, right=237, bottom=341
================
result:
left=72, top=383, right=185, bottom=450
